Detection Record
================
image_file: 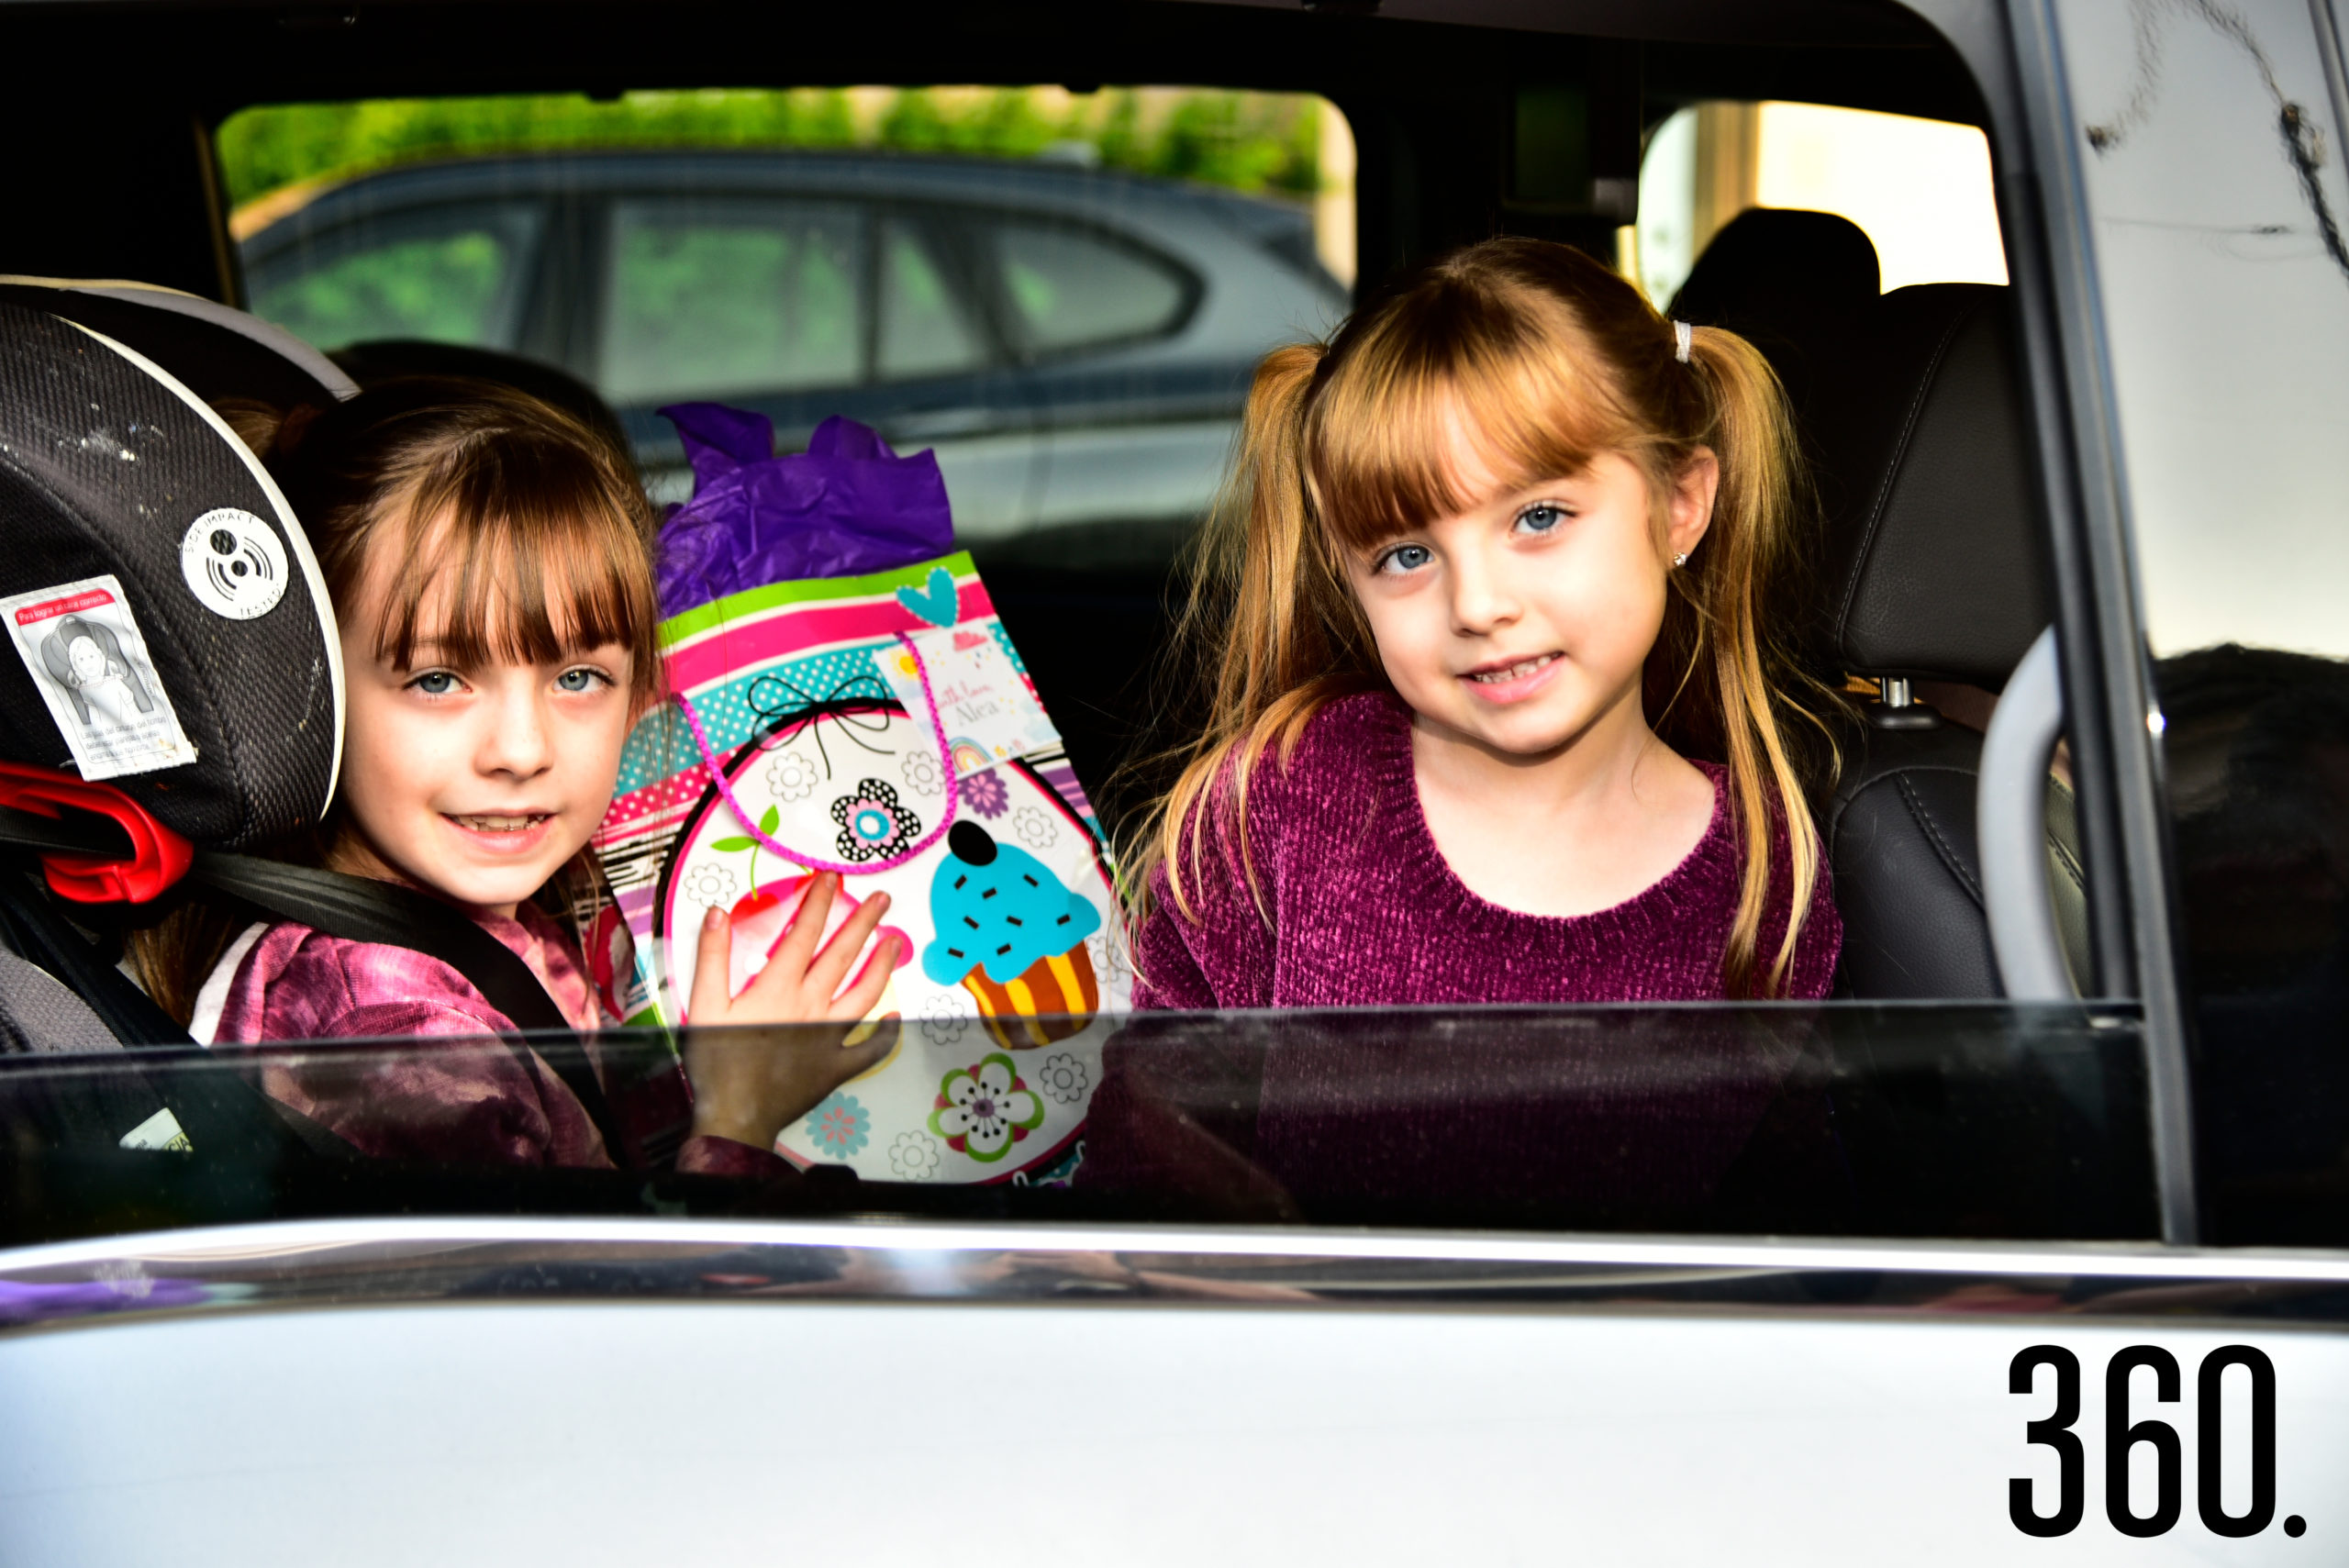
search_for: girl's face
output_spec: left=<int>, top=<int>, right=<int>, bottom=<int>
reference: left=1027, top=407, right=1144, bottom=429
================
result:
left=334, top=538, right=638, bottom=917
left=1345, top=418, right=1716, bottom=760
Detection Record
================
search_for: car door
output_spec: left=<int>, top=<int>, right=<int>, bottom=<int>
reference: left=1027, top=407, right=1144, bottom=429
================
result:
left=3, top=3, right=2347, bottom=1561
left=2013, top=0, right=2349, bottom=1248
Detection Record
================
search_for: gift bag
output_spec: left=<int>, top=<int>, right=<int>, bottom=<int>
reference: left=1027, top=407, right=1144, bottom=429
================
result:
left=589, top=406, right=1129, bottom=1186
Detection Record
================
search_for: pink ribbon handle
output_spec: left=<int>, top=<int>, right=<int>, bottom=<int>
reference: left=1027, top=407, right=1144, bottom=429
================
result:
left=674, top=631, right=961, bottom=876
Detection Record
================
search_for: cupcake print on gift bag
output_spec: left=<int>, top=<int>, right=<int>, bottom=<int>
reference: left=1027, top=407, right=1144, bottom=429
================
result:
left=921, top=820, right=1100, bottom=1049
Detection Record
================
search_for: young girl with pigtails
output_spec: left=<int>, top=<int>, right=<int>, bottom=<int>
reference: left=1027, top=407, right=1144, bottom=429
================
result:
left=1128, top=237, right=1843, bottom=1006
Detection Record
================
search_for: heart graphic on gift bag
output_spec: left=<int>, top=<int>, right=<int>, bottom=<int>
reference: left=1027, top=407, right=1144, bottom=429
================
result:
left=895, top=565, right=961, bottom=628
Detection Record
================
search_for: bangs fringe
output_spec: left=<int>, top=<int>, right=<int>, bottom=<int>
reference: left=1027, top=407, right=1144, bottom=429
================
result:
left=1307, top=280, right=1638, bottom=551
left=368, top=432, right=659, bottom=702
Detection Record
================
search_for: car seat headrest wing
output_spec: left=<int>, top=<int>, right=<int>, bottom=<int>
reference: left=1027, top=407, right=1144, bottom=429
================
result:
left=1810, top=283, right=2052, bottom=689
left=0, top=277, right=357, bottom=409
left=0, top=300, right=343, bottom=848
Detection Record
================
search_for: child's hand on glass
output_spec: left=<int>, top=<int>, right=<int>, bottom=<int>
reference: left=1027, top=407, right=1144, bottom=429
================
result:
left=683, top=871, right=902, bottom=1150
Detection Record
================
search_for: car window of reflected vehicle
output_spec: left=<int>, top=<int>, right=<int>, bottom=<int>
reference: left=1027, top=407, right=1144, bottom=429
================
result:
left=244, top=201, right=544, bottom=354
left=990, top=220, right=1190, bottom=353
left=2052, top=0, right=2349, bottom=1244
left=602, top=197, right=868, bottom=403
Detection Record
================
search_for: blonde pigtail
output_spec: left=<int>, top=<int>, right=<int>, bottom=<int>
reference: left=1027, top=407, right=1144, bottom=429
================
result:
left=1122, top=342, right=1379, bottom=935
left=1678, top=325, right=1843, bottom=996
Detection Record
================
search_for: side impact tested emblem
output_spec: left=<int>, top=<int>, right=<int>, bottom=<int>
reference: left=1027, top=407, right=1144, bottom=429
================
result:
left=179, top=507, right=288, bottom=620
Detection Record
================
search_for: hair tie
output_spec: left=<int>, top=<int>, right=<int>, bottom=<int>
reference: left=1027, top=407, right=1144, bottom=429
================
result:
left=1672, top=319, right=1693, bottom=364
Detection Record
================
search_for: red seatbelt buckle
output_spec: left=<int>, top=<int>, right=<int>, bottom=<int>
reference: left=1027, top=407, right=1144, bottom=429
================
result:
left=0, top=761, right=195, bottom=904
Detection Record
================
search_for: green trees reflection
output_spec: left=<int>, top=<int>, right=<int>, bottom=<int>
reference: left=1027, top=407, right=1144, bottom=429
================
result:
left=219, top=87, right=1325, bottom=214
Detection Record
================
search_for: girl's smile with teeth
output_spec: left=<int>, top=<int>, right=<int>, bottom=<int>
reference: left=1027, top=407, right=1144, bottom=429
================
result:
left=1465, top=652, right=1560, bottom=684
left=448, top=813, right=553, bottom=832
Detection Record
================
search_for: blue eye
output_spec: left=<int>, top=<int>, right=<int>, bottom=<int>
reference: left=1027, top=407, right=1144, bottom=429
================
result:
left=412, top=671, right=458, bottom=696
left=1517, top=504, right=1566, bottom=534
left=1377, top=543, right=1434, bottom=575
left=555, top=667, right=606, bottom=694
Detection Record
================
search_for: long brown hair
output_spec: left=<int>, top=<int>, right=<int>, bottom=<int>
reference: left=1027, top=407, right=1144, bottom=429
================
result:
left=129, top=378, right=661, bottom=1023
left=1130, top=237, right=1840, bottom=997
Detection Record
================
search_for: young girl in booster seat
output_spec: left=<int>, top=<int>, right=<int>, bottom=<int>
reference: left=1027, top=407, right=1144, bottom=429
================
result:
left=1129, top=238, right=1842, bottom=1006
left=143, top=379, right=899, bottom=1173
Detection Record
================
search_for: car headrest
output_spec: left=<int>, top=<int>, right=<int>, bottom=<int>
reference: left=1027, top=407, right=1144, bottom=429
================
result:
left=332, top=338, right=632, bottom=462
left=1671, top=208, right=1881, bottom=329
left=0, top=277, right=357, bottom=409
left=1809, top=283, right=2051, bottom=690
left=0, top=299, right=342, bottom=848
left=1669, top=209, right=1880, bottom=415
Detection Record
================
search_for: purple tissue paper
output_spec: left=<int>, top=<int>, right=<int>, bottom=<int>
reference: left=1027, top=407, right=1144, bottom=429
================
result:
left=654, top=404, right=955, bottom=619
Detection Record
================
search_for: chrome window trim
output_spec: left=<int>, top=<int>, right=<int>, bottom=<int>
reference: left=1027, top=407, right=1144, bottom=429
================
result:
left=6, top=1218, right=2345, bottom=1334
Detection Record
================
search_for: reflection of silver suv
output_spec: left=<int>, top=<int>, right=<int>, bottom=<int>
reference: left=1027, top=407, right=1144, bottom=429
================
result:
left=239, top=151, right=1347, bottom=558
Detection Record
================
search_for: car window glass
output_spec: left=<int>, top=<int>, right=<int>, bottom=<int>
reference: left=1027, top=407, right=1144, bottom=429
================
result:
left=243, top=204, right=542, bottom=352
left=1634, top=102, right=2004, bottom=306
left=2051, top=0, right=2349, bottom=1245
left=2054, top=0, right=2349, bottom=662
left=989, top=221, right=1189, bottom=353
left=875, top=217, right=985, bottom=380
left=601, top=197, right=865, bottom=406
left=0, top=1005, right=2154, bottom=1249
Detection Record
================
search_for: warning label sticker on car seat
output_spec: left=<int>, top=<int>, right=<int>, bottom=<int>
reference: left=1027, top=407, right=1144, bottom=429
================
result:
left=2, top=574, right=197, bottom=780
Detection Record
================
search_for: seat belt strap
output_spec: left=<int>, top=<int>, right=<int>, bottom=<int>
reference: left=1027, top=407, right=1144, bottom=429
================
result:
left=189, top=853, right=633, bottom=1164
left=0, top=856, right=340, bottom=1158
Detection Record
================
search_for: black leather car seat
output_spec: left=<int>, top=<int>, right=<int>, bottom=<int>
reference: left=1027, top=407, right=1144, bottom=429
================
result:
left=1805, top=283, right=2089, bottom=997
left=0, top=275, right=358, bottom=406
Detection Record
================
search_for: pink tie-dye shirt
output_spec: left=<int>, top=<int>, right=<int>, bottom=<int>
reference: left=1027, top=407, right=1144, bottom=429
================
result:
left=206, top=903, right=782, bottom=1177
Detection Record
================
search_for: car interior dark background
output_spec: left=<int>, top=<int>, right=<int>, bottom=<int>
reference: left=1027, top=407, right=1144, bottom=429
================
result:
left=0, top=0, right=2340, bottom=1252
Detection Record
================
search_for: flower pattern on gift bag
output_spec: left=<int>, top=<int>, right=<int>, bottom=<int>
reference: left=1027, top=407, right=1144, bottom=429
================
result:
left=929, top=1053, right=1044, bottom=1162
left=805, top=1093, right=872, bottom=1160
left=829, top=778, right=918, bottom=863
left=764, top=750, right=821, bottom=803
left=888, top=1129, right=942, bottom=1180
left=961, top=767, right=1010, bottom=819
left=898, top=744, right=944, bottom=799
left=1037, top=1052, right=1088, bottom=1106
left=1011, top=805, right=1057, bottom=851
left=918, top=990, right=972, bottom=1046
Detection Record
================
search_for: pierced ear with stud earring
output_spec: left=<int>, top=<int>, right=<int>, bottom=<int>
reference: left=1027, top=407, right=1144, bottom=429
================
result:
left=1672, top=551, right=1689, bottom=567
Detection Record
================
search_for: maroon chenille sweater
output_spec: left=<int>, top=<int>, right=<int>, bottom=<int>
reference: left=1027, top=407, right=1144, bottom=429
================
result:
left=1132, top=691, right=1841, bottom=1008
left=1086, top=693, right=1847, bottom=1219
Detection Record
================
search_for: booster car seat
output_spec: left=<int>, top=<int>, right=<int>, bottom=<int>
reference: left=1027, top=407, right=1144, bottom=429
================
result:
left=0, top=283, right=623, bottom=1157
